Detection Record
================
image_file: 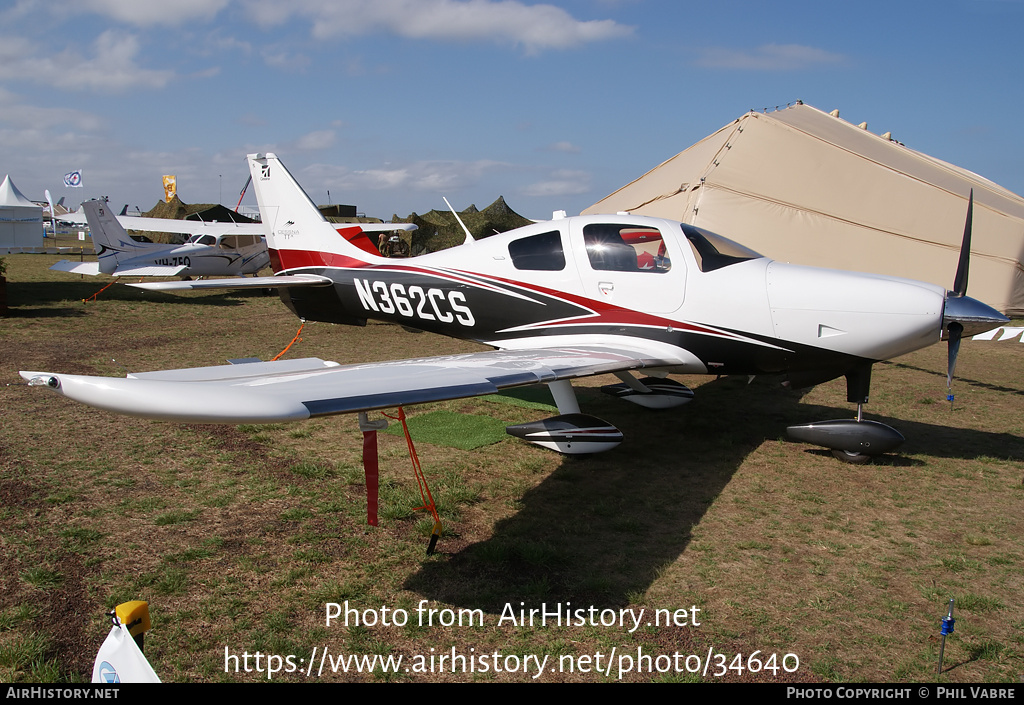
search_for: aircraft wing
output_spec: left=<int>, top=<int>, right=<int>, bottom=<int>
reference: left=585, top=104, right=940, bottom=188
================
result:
left=349, top=222, right=417, bottom=233
left=55, top=211, right=87, bottom=225
left=57, top=212, right=415, bottom=236
left=57, top=213, right=262, bottom=236
left=128, top=274, right=334, bottom=291
left=20, top=345, right=684, bottom=424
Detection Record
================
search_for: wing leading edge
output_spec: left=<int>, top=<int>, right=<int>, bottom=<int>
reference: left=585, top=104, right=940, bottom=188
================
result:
left=128, top=273, right=334, bottom=291
left=20, top=345, right=684, bottom=424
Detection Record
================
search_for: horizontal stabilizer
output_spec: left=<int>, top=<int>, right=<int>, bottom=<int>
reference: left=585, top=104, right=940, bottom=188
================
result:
left=113, top=265, right=186, bottom=277
left=129, top=273, right=334, bottom=291
left=50, top=260, right=100, bottom=276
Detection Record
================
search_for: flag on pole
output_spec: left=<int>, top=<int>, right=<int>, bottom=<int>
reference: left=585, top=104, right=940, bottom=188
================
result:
left=64, top=170, right=83, bottom=188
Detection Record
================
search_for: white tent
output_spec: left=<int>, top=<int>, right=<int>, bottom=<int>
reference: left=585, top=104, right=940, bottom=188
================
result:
left=0, top=175, right=43, bottom=252
left=585, top=103, right=1024, bottom=315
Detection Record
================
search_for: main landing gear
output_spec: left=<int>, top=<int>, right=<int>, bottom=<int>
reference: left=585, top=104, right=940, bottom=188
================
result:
left=504, top=374, right=693, bottom=454
left=785, top=362, right=905, bottom=464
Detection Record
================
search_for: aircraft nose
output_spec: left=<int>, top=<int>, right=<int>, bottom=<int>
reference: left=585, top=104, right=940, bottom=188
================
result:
left=766, top=262, right=946, bottom=360
left=942, top=294, right=1009, bottom=339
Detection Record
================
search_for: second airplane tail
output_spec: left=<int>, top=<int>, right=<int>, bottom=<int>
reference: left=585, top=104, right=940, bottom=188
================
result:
left=82, top=199, right=163, bottom=275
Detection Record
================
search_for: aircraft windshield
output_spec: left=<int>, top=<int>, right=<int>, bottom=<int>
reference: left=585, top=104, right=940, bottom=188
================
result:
left=681, top=224, right=763, bottom=272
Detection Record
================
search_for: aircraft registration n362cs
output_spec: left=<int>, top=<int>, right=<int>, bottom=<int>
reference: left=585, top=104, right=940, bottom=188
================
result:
left=22, top=153, right=1007, bottom=462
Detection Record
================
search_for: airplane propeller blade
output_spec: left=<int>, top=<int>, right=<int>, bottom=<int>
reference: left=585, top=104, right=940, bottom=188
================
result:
left=952, top=189, right=973, bottom=298
left=946, top=190, right=972, bottom=398
left=942, top=189, right=1008, bottom=404
left=946, top=322, right=963, bottom=390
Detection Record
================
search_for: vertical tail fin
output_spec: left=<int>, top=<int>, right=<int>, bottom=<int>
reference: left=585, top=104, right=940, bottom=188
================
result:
left=81, top=199, right=158, bottom=275
left=247, top=153, right=374, bottom=272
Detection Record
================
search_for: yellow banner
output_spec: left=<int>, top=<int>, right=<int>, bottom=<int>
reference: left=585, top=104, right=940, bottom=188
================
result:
left=162, top=175, right=177, bottom=202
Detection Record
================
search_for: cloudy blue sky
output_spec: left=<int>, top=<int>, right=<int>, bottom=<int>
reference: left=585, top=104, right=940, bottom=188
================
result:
left=2, top=0, right=1022, bottom=221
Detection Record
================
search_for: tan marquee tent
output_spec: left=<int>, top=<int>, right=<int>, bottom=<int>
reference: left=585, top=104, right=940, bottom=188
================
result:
left=0, top=175, right=43, bottom=252
left=585, top=103, right=1024, bottom=315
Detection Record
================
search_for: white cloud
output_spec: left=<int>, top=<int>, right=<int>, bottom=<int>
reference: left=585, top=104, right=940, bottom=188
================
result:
left=521, top=168, right=590, bottom=197
left=0, top=31, right=175, bottom=92
left=303, top=159, right=507, bottom=193
left=291, top=129, right=337, bottom=151
left=54, top=0, right=231, bottom=27
left=242, top=0, right=634, bottom=53
left=0, top=88, right=104, bottom=133
left=696, top=43, right=846, bottom=71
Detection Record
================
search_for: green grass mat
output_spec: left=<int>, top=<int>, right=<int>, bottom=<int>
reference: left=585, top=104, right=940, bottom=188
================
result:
left=382, top=409, right=508, bottom=450
left=481, top=385, right=558, bottom=411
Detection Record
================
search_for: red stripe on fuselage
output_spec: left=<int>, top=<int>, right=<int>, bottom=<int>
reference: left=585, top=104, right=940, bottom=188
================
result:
left=271, top=248, right=369, bottom=271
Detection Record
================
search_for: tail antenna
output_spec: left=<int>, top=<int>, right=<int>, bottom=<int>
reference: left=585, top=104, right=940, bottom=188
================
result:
left=443, top=197, right=475, bottom=245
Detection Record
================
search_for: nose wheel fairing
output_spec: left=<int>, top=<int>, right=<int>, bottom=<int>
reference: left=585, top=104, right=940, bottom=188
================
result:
left=786, top=419, right=905, bottom=460
left=785, top=361, right=904, bottom=463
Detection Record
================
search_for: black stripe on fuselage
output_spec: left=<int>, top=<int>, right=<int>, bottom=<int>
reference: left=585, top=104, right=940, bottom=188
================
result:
left=280, top=265, right=867, bottom=376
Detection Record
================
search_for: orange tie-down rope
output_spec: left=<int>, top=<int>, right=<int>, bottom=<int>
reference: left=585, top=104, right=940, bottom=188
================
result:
left=82, top=280, right=116, bottom=303
left=383, top=407, right=444, bottom=555
left=271, top=320, right=305, bottom=361
left=278, top=324, right=442, bottom=553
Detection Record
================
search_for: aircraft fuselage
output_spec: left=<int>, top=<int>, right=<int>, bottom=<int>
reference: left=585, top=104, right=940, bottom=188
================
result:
left=269, top=214, right=947, bottom=381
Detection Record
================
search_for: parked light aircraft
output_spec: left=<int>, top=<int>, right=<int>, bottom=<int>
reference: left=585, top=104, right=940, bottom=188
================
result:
left=52, top=200, right=415, bottom=278
left=50, top=199, right=271, bottom=278
left=22, top=153, right=1008, bottom=464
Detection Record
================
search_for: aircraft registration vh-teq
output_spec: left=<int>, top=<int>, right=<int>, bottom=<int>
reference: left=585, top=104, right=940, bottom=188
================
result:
left=22, top=153, right=1008, bottom=478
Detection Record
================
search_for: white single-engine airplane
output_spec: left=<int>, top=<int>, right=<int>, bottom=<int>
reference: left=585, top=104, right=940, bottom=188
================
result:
left=22, top=153, right=1008, bottom=464
left=50, top=199, right=272, bottom=278
left=51, top=199, right=415, bottom=278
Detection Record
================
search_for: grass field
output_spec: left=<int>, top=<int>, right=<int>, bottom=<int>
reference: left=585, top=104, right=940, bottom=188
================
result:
left=1, top=253, right=1022, bottom=683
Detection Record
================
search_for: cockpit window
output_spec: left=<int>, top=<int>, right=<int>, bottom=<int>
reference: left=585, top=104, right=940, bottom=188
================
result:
left=508, top=230, right=565, bottom=271
left=583, top=224, right=671, bottom=273
left=681, top=224, right=762, bottom=272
